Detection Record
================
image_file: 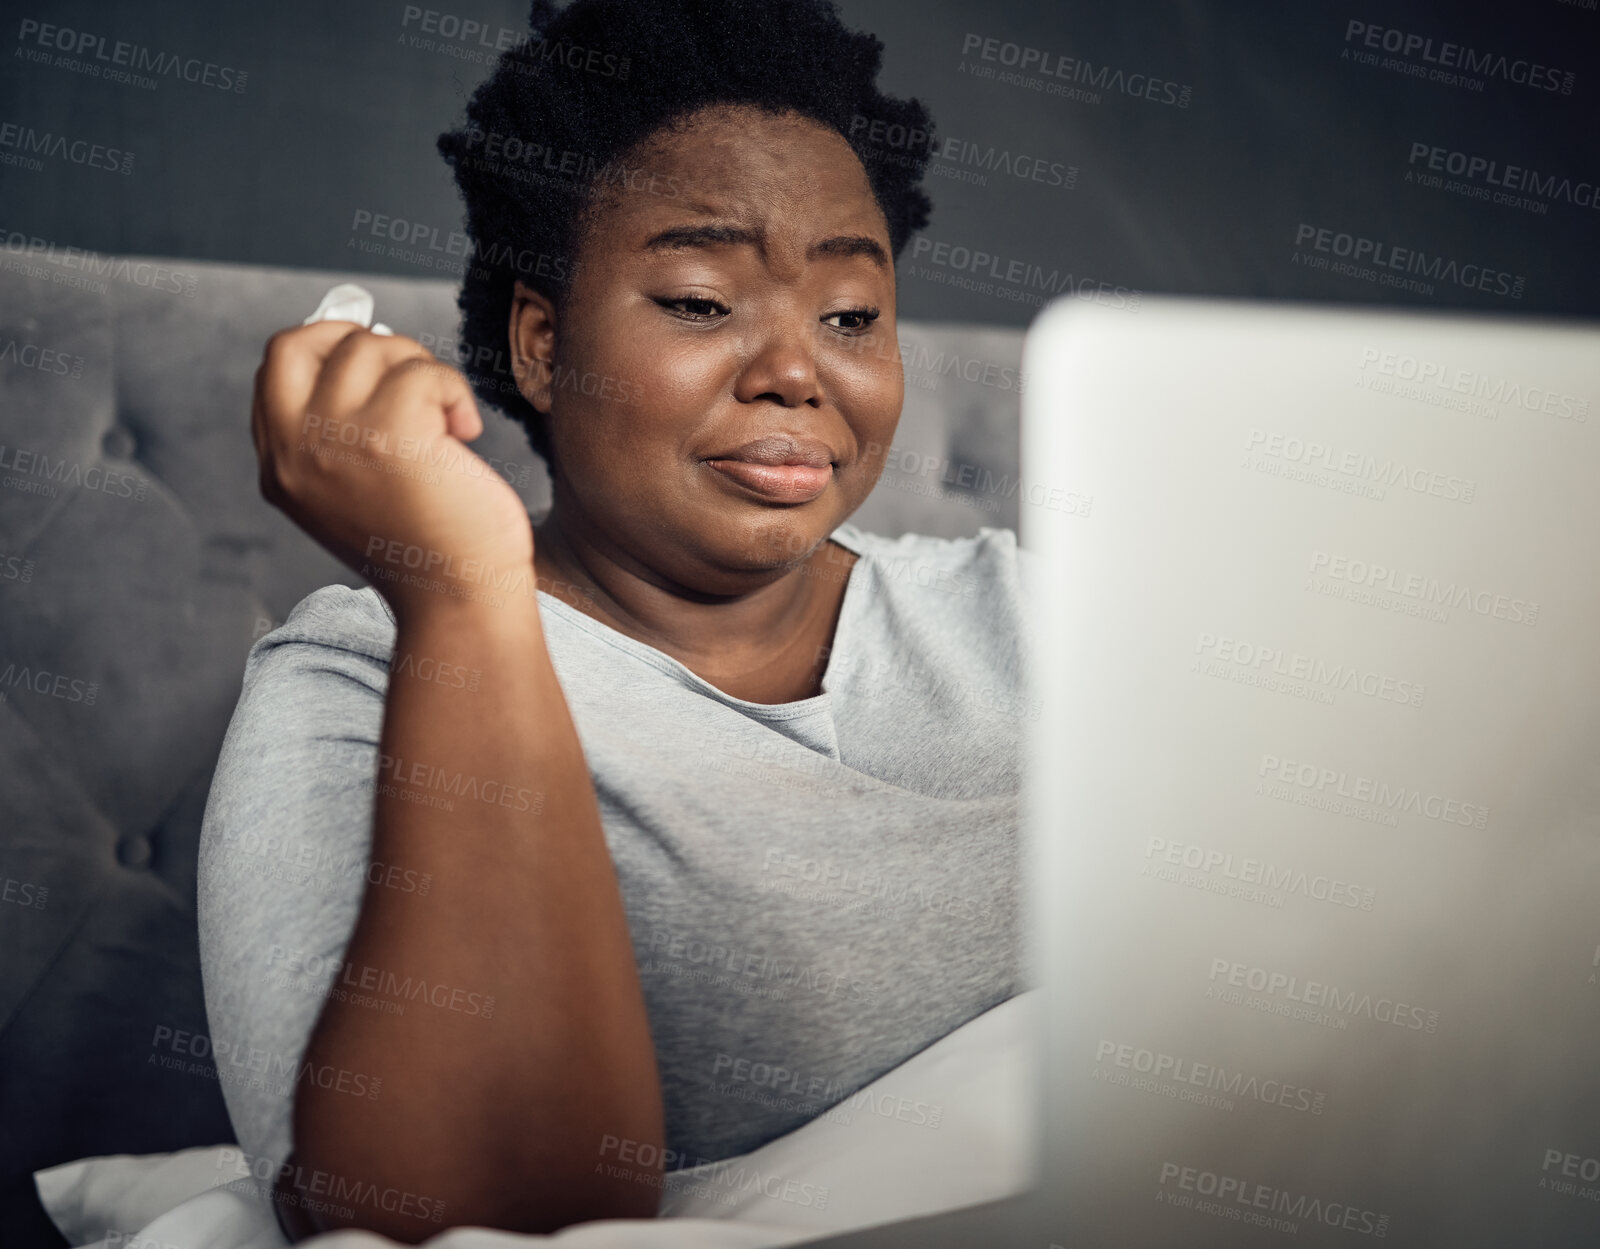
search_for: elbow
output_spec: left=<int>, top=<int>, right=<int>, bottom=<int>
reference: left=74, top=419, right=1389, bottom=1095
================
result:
left=276, top=1132, right=664, bottom=1243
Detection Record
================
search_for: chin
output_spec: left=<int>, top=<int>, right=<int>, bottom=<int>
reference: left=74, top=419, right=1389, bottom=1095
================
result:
left=701, top=505, right=838, bottom=577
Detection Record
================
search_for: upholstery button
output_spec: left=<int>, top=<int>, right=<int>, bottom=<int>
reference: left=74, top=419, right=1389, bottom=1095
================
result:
left=116, top=834, right=153, bottom=869
left=101, top=426, right=136, bottom=459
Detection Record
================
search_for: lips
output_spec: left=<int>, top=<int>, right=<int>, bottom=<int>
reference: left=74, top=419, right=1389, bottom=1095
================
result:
left=703, top=434, right=837, bottom=503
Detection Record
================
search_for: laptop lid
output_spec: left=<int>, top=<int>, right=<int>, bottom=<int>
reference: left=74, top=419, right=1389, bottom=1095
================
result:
left=1020, top=296, right=1600, bottom=1247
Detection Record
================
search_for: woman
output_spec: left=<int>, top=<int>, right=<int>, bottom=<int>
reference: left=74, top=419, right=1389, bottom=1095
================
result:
left=198, top=0, right=1032, bottom=1240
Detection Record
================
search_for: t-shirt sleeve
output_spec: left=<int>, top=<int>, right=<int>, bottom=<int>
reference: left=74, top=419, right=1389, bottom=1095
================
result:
left=196, top=584, right=396, bottom=1178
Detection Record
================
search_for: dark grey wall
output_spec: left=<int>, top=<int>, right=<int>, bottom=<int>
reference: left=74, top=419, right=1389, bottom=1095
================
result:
left=2, top=0, right=1594, bottom=321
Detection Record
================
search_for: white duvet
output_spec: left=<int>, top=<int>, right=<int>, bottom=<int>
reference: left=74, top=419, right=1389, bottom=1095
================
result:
left=36, top=991, right=1035, bottom=1249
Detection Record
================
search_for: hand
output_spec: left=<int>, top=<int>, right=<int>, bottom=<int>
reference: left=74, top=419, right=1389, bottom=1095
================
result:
left=251, top=321, right=536, bottom=622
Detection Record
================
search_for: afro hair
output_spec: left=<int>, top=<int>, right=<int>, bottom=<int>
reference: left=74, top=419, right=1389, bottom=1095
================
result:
left=436, top=0, right=936, bottom=466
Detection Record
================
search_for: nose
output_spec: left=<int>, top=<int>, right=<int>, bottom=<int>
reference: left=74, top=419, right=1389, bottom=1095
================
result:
left=733, top=313, right=823, bottom=409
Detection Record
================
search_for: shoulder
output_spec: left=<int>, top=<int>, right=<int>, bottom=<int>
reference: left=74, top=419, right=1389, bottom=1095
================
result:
left=209, top=581, right=396, bottom=814
left=209, top=585, right=397, bottom=803
left=828, top=526, right=1032, bottom=705
left=252, top=583, right=396, bottom=665
left=831, top=522, right=1028, bottom=609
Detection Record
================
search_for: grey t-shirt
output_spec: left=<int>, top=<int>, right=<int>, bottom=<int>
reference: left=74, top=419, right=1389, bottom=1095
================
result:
left=197, top=521, right=1038, bottom=1178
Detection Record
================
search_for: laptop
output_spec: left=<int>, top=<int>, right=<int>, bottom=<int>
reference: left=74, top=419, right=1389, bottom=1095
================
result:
left=803, top=295, right=1599, bottom=1248
left=1020, top=296, right=1600, bottom=1248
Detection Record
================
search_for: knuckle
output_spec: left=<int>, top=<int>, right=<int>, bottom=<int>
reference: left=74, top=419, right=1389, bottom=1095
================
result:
left=392, top=354, right=453, bottom=390
left=270, top=450, right=314, bottom=502
left=261, top=326, right=301, bottom=364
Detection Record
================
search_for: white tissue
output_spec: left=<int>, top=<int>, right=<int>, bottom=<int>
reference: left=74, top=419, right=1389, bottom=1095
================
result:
left=301, top=282, right=393, bottom=335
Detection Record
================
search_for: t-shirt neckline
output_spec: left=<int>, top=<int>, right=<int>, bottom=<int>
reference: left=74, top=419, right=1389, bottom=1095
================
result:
left=532, top=523, right=870, bottom=720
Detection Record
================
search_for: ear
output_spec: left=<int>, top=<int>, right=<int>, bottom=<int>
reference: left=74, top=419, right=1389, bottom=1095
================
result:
left=508, top=279, right=559, bottom=414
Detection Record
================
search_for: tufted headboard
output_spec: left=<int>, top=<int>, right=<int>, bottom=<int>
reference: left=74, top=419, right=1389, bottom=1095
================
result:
left=0, top=250, right=1023, bottom=1237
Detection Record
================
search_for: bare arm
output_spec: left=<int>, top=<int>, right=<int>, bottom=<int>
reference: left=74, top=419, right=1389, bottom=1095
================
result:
left=276, top=596, right=663, bottom=1240
left=250, top=323, right=664, bottom=1240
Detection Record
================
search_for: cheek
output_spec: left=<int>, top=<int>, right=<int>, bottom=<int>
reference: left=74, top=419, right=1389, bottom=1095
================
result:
left=545, top=324, right=654, bottom=459
left=833, top=347, right=904, bottom=441
left=562, top=301, right=730, bottom=444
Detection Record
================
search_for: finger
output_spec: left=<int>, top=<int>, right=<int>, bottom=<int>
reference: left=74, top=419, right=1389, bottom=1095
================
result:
left=442, top=379, right=484, bottom=443
left=256, top=321, right=372, bottom=455
left=303, top=330, right=438, bottom=437
left=364, top=353, right=484, bottom=445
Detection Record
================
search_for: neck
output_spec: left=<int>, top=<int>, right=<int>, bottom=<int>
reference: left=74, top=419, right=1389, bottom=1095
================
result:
left=531, top=487, right=857, bottom=699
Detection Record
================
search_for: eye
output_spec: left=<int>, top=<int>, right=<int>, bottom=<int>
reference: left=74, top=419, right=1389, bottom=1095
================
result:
left=658, top=296, right=730, bottom=321
left=822, top=307, right=880, bottom=333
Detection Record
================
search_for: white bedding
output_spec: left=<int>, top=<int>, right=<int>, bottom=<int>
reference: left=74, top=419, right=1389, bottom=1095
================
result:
left=37, top=990, right=1035, bottom=1249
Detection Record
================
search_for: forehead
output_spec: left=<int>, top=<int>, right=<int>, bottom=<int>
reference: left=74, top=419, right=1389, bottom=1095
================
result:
left=591, top=105, right=887, bottom=244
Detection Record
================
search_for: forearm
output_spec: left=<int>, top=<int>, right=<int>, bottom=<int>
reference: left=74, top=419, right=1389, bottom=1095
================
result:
left=284, top=597, right=664, bottom=1239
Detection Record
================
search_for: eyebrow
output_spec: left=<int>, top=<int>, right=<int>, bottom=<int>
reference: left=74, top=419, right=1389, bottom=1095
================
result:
left=640, top=223, right=889, bottom=270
